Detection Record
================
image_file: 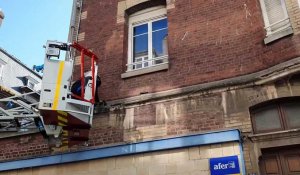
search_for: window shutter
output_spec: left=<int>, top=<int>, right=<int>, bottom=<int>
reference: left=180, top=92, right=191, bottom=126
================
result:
left=265, top=0, right=286, bottom=25
left=264, top=0, right=289, bottom=32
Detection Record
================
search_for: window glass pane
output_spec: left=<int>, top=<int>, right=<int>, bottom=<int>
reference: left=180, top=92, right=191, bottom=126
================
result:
left=133, top=33, right=148, bottom=70
left=133, top=34, right=148, bottom=59
left=152, top=18, right=168, bottom=60
left=152, top=18, right=167, bottom=31
left=282, top=102, right=300, bottom=128
left=134, top=24, right=148, bottom=36
left=152, top=29, right=168, bottom=59
left=144, top=56, right=149, bottom=67
left=133, top=56, right=149, bottom=69
left=134, top=57, right=142, bottom=69
left=253, top=105, right=282, bottom=132
left=152, top=29, right=168, bottom=58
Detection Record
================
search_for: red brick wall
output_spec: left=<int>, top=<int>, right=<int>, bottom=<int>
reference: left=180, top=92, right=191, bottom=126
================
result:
left=134, top=105, right=157, bottom=127
left=0, top=93, right=225, bottom=162
left=2, top=75, right=300, bottom=162
left=0, top=133, right=50, bottom=161
left=87, top=119, right=124, bottom=147
left=77, top=0, right=300, bottom=101
left=128, top=93, right=225, bottom=137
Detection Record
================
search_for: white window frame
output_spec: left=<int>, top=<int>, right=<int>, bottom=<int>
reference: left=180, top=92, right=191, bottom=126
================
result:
left=259, top=0, right=292, bottom=37
left=127, top=6, right=168, bottom=71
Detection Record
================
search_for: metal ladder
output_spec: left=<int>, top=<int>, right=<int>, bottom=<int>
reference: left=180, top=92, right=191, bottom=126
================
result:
left=0, top=91, right=41, bottom=132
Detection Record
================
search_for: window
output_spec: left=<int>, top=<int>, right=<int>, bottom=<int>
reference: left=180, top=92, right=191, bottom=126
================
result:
left=259, top=0, right=293, bottom=43
left=251, top=98, right=300, bottom=134
left=127, top=6, right=168, bottom=71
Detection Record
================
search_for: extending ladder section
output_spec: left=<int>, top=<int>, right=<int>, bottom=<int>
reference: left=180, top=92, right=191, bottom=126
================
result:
left=0, top=92, right=40, bottom=132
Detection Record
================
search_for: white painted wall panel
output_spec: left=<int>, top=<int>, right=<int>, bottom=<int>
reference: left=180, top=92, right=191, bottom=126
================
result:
left=0, top=49, right=42, bottom=94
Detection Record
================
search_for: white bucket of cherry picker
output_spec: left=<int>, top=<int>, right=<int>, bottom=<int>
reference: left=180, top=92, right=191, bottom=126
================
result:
left=39, top=41, right=99, bottom=147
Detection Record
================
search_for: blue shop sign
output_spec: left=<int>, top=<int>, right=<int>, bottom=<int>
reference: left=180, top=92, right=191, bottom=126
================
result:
left=210, top=155, right=241, bottom=175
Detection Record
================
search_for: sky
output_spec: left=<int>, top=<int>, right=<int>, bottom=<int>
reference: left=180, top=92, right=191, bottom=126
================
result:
left=0, top=0, right=73, bottom=68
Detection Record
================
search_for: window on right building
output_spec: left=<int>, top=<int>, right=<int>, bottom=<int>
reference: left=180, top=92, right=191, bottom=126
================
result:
left=259, top=0, right=293, bottom=44
left=250, top=98, right=300, bottom=134
left=127, top=6, right=168, bottom=71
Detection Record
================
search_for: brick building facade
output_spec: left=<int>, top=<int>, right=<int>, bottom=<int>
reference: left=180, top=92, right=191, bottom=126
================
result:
left=1, top=0, right=300, bottom=175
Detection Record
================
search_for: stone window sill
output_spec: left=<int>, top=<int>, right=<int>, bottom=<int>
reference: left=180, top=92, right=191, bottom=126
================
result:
left=264, top=27, right=293, bottom=44
left=121, top=63, right=169, bottom=79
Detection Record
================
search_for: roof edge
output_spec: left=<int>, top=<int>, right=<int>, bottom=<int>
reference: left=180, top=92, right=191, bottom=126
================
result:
left=0, top=47, right=42, bottom=79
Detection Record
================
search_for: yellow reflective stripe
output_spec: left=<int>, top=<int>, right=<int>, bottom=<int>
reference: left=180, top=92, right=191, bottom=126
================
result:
left=52, top=61, right=65, bottom=110
left=62, top=130, right=68, bottom=136
left=58, top=122, right=67, bottom=126
left=58, top=115, right=67, bottom=123
left=58, top=110, right=67, bottom=116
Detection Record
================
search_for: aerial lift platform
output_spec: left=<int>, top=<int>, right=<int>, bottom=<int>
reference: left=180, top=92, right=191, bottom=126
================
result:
left=0, top=41, right=100, bottom=148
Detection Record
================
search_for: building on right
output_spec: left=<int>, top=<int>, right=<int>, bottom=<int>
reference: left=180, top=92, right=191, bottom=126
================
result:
left=71, top=0, right=300, bottom=174
left=74, top=0, right=300, bottom=174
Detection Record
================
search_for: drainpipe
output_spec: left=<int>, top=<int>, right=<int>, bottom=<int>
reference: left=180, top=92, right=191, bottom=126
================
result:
left=67, top=0, right=82, bottom=44
left=237, top=130, right=247, bottom=175
left=0, top=9, right=4, bottom=27
left=68, top=0, right=78, bottom=43
left=67, top=0, right=82, bottom=61
left=76, top=0, right=83, bottom=42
